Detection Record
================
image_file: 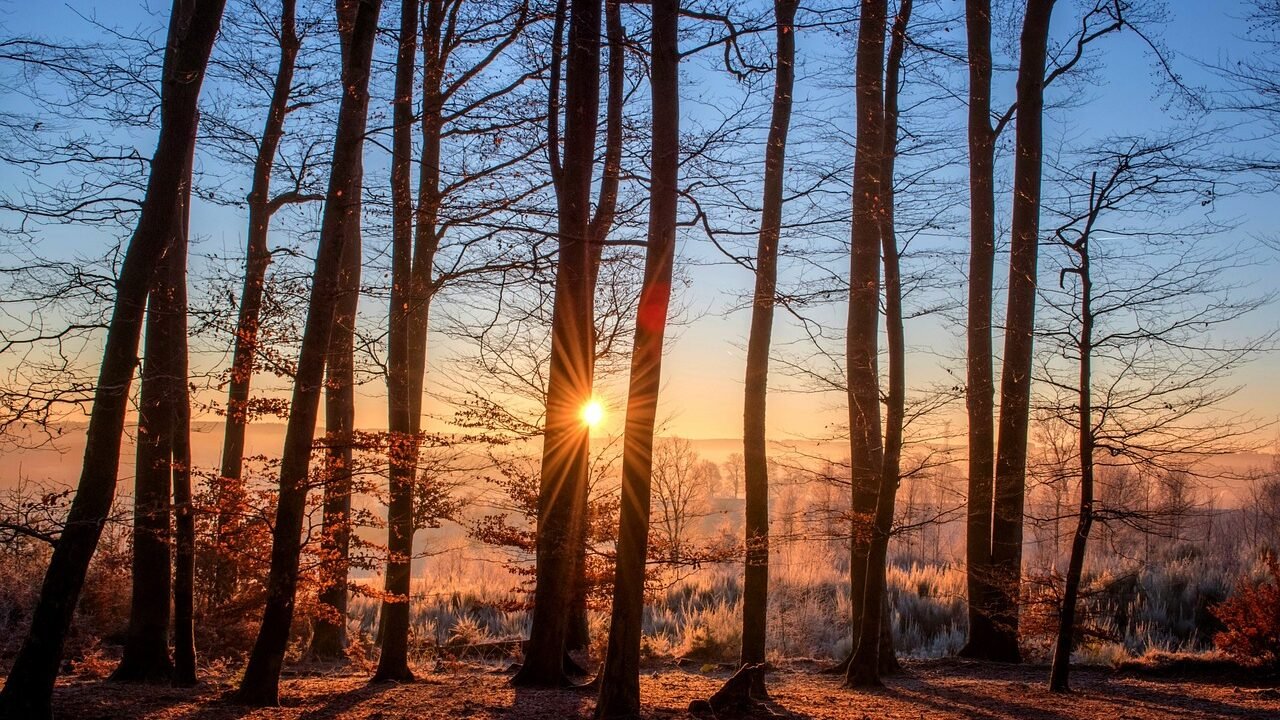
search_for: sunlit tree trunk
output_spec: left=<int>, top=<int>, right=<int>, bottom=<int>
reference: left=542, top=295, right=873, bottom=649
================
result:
left=235, top=0, right=382, bottom=705
left=0, top=2, right=225, bottom=716
left=990, top=0, right=1055, bottom=664
left=593, top=0, right=678, bottom=715
left=512, top=0, right=602, bottom=687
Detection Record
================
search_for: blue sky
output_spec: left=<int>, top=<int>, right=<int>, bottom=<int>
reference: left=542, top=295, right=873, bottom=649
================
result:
left=1, top=0, right=1276, bottom=444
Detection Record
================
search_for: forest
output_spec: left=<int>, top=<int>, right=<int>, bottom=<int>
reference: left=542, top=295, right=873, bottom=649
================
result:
left=1, top=0, right=1279, bottom=718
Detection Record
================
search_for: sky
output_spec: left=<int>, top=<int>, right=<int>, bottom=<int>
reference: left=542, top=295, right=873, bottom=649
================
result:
left=0, top=0, right=1277, bottom=449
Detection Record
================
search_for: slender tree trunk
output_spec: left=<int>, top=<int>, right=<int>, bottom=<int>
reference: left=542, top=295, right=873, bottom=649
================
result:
left=593, top=1, right=678, bottom=716
left=235, top=0, right=382, bottom=706
left=872, top=0, right=912, bottom=676
left=1050, top=209, right=1094, bottom=694
left=512, top=0, right=601, bottom=688
left=567, top=0, right=625, bottom=655
left=0, top=3, right=225, bottom=716
left=310, top=218, right=362, bottom=660
left=112, top=241, right=184, bottom=686
left=213, top=0, right=301, bottom=607
left=960, top=0, right=1001, bottom=660
left=989, top=0, right=1055, bottom=664
left=374, top=0, right=422, bottom=681
left=844, top=0, right=888, bottom=689
left=170, top=139, right=197, bottom=687
left=736, top=0, right=798, bottom=687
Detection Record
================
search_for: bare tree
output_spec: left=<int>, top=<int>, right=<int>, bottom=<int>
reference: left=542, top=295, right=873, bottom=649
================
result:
left=235, top=0, right=383, bottom=706
left=1039, top=136, right=1272, bottom=691
left=0, top=1, right=225, bottom=715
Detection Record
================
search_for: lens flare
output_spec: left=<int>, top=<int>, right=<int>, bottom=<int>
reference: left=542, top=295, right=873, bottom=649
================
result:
left=581, top=399, right=605, bottom=428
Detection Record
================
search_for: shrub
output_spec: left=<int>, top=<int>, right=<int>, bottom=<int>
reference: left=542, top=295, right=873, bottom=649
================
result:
left=1211, top=553, right=1280, bottom=669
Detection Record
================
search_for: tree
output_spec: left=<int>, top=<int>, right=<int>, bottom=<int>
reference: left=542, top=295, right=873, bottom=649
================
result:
left=963, top=0, right=1134, bottom=660
left=1038, top=137, right=1271, bottom=691
left=376, top=0, right=423, bottom=681
left=235, top=0, right=383, bottom=705
left=512, top=0, right=602, bottom=687
left=723, top=453, right=744, bottom=499
left=111, top=132, right=198, bottom=685
left=211, top=0, right=316, bottom=610
left=594, top=1, right=678, bottom=712
left=0, top=1, right=226, bottom=716
left=735, top=0, right=798, bottom=695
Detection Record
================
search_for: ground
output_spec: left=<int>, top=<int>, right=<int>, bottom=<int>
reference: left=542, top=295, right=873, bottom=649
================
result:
left=41, top=659, right=1280, bottom=719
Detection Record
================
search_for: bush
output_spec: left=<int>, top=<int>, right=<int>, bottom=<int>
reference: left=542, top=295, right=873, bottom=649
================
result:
left=1211, top=553, right=1280, bottom=669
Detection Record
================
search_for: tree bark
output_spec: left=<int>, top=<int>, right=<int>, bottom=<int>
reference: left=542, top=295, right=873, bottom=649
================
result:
left=310, top=216, right=362, bottom=660
left=512, top=0, right=602, bottom=688
left=568, top=0, right=626, bottom=655
left=112, top=232, right=183, bottom=686
left=0, top=2, right=225, bottom=716
left=737, top=0, right=798, bottom=686
left=169, top=183, right=197, bottom=685
left=989, top=0, right=1055, bottom=664
left=374, top=0, right=422, bottom=682
left=960, top=0, right=1000, bottom=660
left=235, top=0, right=382, bottom=706
left=872, top=0, right=913, bottom=676
left=593, top=0, right=678, bottom=716
left=213, top=0, right=301, bottom=610
left=844, top=0, right=888, bottom=689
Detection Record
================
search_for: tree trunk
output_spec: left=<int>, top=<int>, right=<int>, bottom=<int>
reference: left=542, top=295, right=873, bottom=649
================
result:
left=960, top=0, right=1001, bottom=660
left=989, top=0, right=1055, bottom=664
left=844, top=0, right=888, bottom=689
left=213, top=0, right=301, bottom=610
left=112, top=240, right=182, bottom=686
left=310, top=217, right=362, bottom=660
left=0, top=2, right=225, bottom=716
left=374, top=0, right=422, bottom=682
left=512, top=0, right=601, bottom=688
left=235, top=0, right=382, bottom=706
left=593, top=0, right=678, bottom=716
left=568, top=0, right=626, bottom=656
left=872, top=0, right=913, bottom=676
left=738, top=0, right=798, bottom=686
left=1050, top=207, right=1094, bottom=694
left=170, top=139, right=197, bottom=687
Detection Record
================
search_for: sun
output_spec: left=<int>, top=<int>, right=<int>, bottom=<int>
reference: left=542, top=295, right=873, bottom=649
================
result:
left=580, top=398, right=606, bottom=428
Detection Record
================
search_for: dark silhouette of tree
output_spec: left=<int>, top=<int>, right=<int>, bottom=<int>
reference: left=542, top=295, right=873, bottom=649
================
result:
left=987, top=0, right=1055, bottom=663
left=0, top=1, right=226, bottom=716
left=843, top=0, right=887, bottom=689
left=1039, top=137, right=1271, bottom=691
left=512, top=0, right=602, bottom=687
left=595, top=0, right=678, bottom=712
left=111, top=135, right=198, bottom=685
left=211, top=0, right=315, bottom=610
left=235, top=0, right=383, bottom=706
left=310, top=215, right=362, bottom=660
left=736, top=0, right=798, bottom=697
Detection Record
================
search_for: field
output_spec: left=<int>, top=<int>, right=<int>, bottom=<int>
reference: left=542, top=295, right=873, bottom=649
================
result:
left=41, top=659, right=1280, bottom=719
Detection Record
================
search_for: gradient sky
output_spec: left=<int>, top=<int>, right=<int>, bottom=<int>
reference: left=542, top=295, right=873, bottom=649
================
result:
left=1, top=0, right=1276, bottom=447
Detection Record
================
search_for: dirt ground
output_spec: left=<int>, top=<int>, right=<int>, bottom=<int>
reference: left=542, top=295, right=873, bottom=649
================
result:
left=40, top=658, right=1280, bottom=719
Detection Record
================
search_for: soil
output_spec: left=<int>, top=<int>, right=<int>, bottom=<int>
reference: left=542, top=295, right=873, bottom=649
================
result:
left=38, top=658, right=1280, bottom=719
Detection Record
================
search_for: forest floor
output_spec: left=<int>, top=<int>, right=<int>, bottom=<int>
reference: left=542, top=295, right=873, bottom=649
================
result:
left=36, top=657, right=1280, bottom=719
